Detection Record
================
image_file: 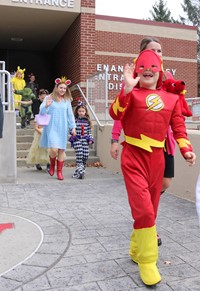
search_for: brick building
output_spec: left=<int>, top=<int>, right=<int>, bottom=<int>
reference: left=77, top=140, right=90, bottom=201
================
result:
left=95, top=15, right=198, bottom=99
left=0, top=0, right=198, bottom=100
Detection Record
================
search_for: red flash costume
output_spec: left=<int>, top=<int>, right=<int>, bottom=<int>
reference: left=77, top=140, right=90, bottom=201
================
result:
left=109, top=50, right=193, bottom=286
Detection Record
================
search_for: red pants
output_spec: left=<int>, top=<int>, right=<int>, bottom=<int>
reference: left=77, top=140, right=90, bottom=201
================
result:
left=121, top=143, right=164, bottom=229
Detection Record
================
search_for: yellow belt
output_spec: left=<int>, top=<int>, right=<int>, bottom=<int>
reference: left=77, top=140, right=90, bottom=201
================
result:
left=125, top=134, right=165, bottom=152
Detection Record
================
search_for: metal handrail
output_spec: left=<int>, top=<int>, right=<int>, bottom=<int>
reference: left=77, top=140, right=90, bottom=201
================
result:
left=76, top=84, right=105, bottom=128
left=185, top=97, right=200, bottom=125
left=75, top=83, right=200, bottom=128
left=86, top=69, right=109, bottom=121
left=0, top=61, right=5, bottom=105
left=0, top=69, right=13, bottom=111
left=185, top=97, right=200, bottom=102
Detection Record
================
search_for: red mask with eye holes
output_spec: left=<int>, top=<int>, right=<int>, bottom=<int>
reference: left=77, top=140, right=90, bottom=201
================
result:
left=135, top=49, right=162, bottom=73
left=134, top=49, right=164, bottom=88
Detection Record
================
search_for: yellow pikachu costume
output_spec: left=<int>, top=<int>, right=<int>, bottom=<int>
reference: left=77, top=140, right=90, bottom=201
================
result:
left=11, top=66, right=26, bottom=110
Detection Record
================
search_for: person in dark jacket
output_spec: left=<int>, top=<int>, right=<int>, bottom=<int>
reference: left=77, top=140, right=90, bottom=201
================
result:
left=26, top=73, right=39, bottom=96
left=32, top=89, right=49, bottom=117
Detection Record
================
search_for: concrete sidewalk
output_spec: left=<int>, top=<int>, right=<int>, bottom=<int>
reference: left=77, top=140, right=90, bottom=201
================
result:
left=0, top=166, right=200, bottom=291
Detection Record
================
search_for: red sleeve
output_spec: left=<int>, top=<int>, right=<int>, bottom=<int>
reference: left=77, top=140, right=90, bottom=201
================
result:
left=109, top=86, right=131, bottom=120
left=112, top=120, right=123, bottom=140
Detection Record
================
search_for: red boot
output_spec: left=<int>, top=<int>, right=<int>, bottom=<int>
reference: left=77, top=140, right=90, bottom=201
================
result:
left=57, top=160, right=64, bottom=180
left=49, top=157, right=56, bottom=176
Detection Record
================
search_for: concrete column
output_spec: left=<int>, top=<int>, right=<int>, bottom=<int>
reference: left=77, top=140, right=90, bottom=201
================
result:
left=0, top=111, right=17, bottom=183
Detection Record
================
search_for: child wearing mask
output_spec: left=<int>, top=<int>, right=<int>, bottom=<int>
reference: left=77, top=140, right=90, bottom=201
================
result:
left=109, top=49, right=196, bottom=286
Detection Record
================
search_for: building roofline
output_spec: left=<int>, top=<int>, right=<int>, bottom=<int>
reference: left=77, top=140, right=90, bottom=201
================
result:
left=95, top=14, right=197, bottom=31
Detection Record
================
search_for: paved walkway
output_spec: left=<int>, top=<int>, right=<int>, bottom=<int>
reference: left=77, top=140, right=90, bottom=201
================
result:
left=0, top=166, right=200, bottom=291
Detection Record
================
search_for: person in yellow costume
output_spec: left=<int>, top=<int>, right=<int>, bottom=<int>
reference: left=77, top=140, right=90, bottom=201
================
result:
left=11, top=66, right=26, bottom=110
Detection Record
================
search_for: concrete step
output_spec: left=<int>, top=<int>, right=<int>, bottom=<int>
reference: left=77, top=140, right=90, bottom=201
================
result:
left=17, top=135, right=34, bottom=143
left=17, top=142, right=32, bottom=150
left=16, top=141, right=95, bottom=150
left=16, top=120, right=35, bottom=130
left=17, top=148, right=97, bottom=159
left=17, top=155, right=100, bottom=167
left=17, top=128, right=35, bottom=135
left=16, top=122, right=100, bottom=167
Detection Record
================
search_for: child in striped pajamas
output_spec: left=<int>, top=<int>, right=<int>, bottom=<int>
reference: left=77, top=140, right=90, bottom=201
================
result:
left=69, top=100, right=94, bottom=179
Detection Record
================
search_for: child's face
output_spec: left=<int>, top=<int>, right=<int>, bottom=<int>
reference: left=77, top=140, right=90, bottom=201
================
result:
left=135, top=50, right=162, bottom=89
left=77, top=107, right=86, bottom=118
left=39, top=93, right=46, bottom=101
left=16, top=72, right=22, bottom=79
left=138, top=71, right=159, bottom=90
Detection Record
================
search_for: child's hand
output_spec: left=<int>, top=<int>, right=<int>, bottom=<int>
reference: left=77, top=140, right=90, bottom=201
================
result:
left=184, top=151, right=196, bottom=166
left=110, top=143, right=119, bottom=160
left=71, top=128, right=76, bottom=136
left=124, top=63, right=140, bottom=94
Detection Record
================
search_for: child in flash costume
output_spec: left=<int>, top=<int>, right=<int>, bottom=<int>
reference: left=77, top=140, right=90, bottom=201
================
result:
left=69, top=100, right=94, bottom=179
left=110, top=50, right=196, bottom=286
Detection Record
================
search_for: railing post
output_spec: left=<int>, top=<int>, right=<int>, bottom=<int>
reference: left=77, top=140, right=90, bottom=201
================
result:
left=105, top=67, right=109, bottom=121
left=0, top=69, right=13, bottom=111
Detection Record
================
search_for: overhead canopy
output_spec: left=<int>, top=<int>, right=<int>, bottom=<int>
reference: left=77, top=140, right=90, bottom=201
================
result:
left=0, top=4, right=79, bottom=51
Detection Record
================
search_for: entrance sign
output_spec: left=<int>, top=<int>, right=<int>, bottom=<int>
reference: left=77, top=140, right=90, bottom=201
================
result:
left=97, top=63, right=176, bottom=91
left=11, top=0, right=74, bottom=9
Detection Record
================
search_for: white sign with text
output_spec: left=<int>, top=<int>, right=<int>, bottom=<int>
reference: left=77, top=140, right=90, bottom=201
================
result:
left=11, top=0, right=74, bottom=8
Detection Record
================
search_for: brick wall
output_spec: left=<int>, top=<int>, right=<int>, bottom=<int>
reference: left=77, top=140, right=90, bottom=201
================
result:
left=54, top=0, right=96, bottom=102
left=54, top=3, right=198, bottom=104
left=54, top=16, right=81, bottom=85
left=81, top=0, right=95, bottom=8
left=79, top=12, right=96, bottom=82
left=95, top=16, right=198, bottom=99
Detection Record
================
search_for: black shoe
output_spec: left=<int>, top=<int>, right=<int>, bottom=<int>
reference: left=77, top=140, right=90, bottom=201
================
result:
left=78, top=172, right=85, bottom=179
left=36, top=164, right=42, bottom=170
left=157, top=234, right=162, bottom=246
left=21, top=118, right=26, bottom=128
left=72, top=172, right=79, bottom=178
left=46, top=163, right=50, bottom=172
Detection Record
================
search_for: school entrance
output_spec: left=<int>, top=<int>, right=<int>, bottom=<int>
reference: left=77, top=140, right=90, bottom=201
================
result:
left=0, top=0, right=97, bottom=182
left=0, top=1, right=77, bottom=91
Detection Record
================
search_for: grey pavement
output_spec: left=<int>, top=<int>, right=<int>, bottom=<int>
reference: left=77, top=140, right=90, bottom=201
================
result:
left=0, top=166, right=200, bottom=291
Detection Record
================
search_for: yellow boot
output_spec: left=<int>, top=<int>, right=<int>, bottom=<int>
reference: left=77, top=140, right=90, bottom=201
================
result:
left=129, top=230, right=138, bottom=263
left=134, top=225, right=161, bottom=286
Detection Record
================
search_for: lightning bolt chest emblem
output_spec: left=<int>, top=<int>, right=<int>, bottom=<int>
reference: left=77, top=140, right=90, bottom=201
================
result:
left=146, top=94, right=164, bottom=111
